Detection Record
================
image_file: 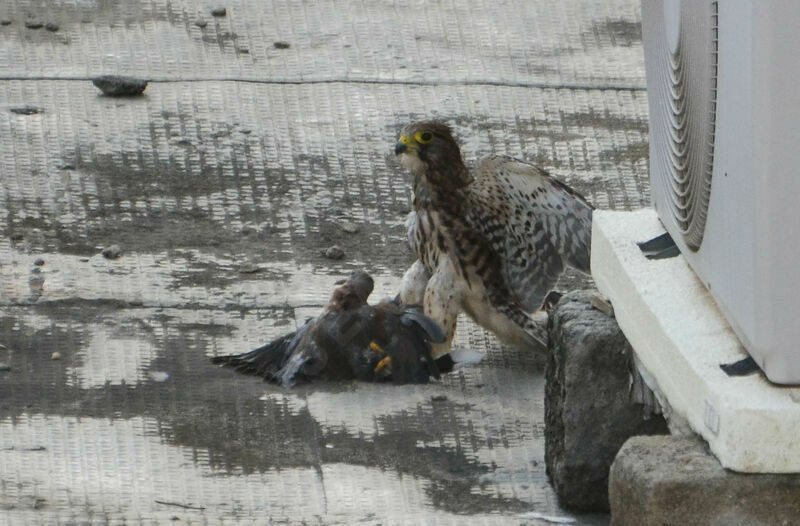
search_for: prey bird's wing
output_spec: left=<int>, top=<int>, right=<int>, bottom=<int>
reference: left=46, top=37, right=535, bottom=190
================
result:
left=211, top=318, right=315, bottom=379
left=469, top=155, right=593, bottom=311
left=399, top=308, right=447, bottom=344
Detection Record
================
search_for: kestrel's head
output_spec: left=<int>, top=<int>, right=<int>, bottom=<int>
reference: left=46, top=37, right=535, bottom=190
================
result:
left=394, top=121, right=469, bottom=188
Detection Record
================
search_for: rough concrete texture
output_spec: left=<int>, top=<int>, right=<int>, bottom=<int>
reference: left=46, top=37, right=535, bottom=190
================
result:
left=546, top=291, right=668, bottom=512
left=1, top=0, right=648, bottom=523
left=610, top=435, right=800, bottom=526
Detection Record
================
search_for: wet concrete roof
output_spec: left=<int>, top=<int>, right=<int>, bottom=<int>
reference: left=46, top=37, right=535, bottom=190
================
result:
left=0, top=0, right=647, bottom=523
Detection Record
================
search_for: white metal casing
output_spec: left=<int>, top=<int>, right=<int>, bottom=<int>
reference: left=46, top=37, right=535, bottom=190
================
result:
left=642, top=0, right=800, bottom=384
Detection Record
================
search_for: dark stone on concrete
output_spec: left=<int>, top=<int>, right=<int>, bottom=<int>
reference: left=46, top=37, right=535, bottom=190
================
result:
left=610, top=435, right=800, bottom=526
left=1, top=19, right=12, bottom=26
left=194, top=19, right=208, bottom=28
left=336, top=220, right=360, bottom=234
left=44, top=22, right=59, bottom=32
left=10, top=106, right=41, bottom=115
left=24, top=20, right=43, bottom=29
left=237, top=262, right=260, bottom=274
left=211, top=7, right=227, bottom=17
left=101, top=244, right=122, bottom=259
left=323, top=245, right=345, bottom=260
left=274, top=41, right=291, bottom=49
left=34, top=258, right=45, bottom=266
left=545, top=290, right=669, bottom=512
left=91, top=75, right=148, bottom=96
left=0, top=363, right=10, bottom=372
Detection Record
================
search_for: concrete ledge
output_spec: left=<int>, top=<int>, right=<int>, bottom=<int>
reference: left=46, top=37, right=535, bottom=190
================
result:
left=591, top=209, right=800, bottom=473
left=545, top=291, right=668, bottom=511
left=610, top=435, right=800, bottom=526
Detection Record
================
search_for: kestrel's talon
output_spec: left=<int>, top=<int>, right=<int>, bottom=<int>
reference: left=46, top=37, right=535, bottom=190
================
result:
left=369, top=341, right=385, bottom=353
left=374, top=356, right=392, bottom=374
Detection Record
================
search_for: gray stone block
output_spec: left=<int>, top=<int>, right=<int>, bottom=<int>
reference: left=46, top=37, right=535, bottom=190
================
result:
left=610, top=435, right=800, bottom=526
left=545, top=290, right=668, bottom=512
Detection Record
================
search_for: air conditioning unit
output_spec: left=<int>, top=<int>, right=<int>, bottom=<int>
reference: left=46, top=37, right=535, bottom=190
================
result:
left=642, top=0, right=800, bottom=384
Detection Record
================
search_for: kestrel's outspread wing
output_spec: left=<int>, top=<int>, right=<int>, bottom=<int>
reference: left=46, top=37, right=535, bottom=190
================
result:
left=469, top=155, right=592, bottom=311
left=395, top=121, right=593, bottom=357
left=212, top=270, right=445, bottom=386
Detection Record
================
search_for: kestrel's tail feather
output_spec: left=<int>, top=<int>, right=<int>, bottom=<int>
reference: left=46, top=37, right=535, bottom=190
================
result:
left=498, top=303, right=548, bottom=351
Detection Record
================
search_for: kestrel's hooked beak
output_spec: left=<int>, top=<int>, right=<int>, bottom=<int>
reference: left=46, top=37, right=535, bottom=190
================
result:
left=395, top=135, right=413, bottom=156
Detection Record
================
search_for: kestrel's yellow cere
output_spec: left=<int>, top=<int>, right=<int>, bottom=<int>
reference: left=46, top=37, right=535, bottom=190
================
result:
left=395, top=121, right=593, bottom=358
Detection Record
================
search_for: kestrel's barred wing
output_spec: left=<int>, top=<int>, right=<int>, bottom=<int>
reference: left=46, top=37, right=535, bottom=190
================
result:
left=468, top=155, right=593, bottom=312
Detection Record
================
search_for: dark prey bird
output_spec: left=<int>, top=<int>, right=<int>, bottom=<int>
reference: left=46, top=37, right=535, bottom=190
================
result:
left=211, top=270, right=446, bottom=386
left=395, top=121, right=593, bottom=358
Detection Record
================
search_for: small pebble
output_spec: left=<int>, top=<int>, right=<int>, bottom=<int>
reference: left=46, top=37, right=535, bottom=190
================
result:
left=92, top=75, right=148, bottom=96
left=44, top=22, right=59, bottom=32
left=58, top=164, right=75, bottom=170
left=194, top=19, right=207, bottom=28
left=24, top=20, right=43, bottom=29
left=50, top=352, right=62, bottom=361
left=0, top=363, right=10, bottom=372
left=10, top=233, right=23, bottom=241
left=1, top=20, right=12, bottom=26
left=323, top=245, right=345, bottom=260
left=273, top=41, right=290, bottom=49
left=10, top=106, right=41, bottom=115
left=31, top=267, right=42, bottom=275
left=101, top=244, right=122, bottom=259
left=431, top=394, right=448, bottom=402
left=337, top=220, right=360, bottom=234
left=34, top=257, right=45, bottom=266
left=237, top=262, right=260, bottom=274
left=211, top=7, right=227, bottom=17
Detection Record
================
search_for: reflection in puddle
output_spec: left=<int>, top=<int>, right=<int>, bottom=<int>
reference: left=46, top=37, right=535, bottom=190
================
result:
left=0, top=414, right=534, bottom=524
left=0, top=301, right=600, bottom=522
left=67, top=330, right=154, bottom=389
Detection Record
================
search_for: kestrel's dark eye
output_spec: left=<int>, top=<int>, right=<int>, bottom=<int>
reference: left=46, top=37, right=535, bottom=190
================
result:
left=414, top=131, right=434, bottom=144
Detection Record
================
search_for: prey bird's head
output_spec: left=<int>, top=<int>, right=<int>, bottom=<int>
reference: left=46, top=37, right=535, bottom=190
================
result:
left=331, top=269, right=374, bottom=310
left=394, top=121, right=471, bottom=189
